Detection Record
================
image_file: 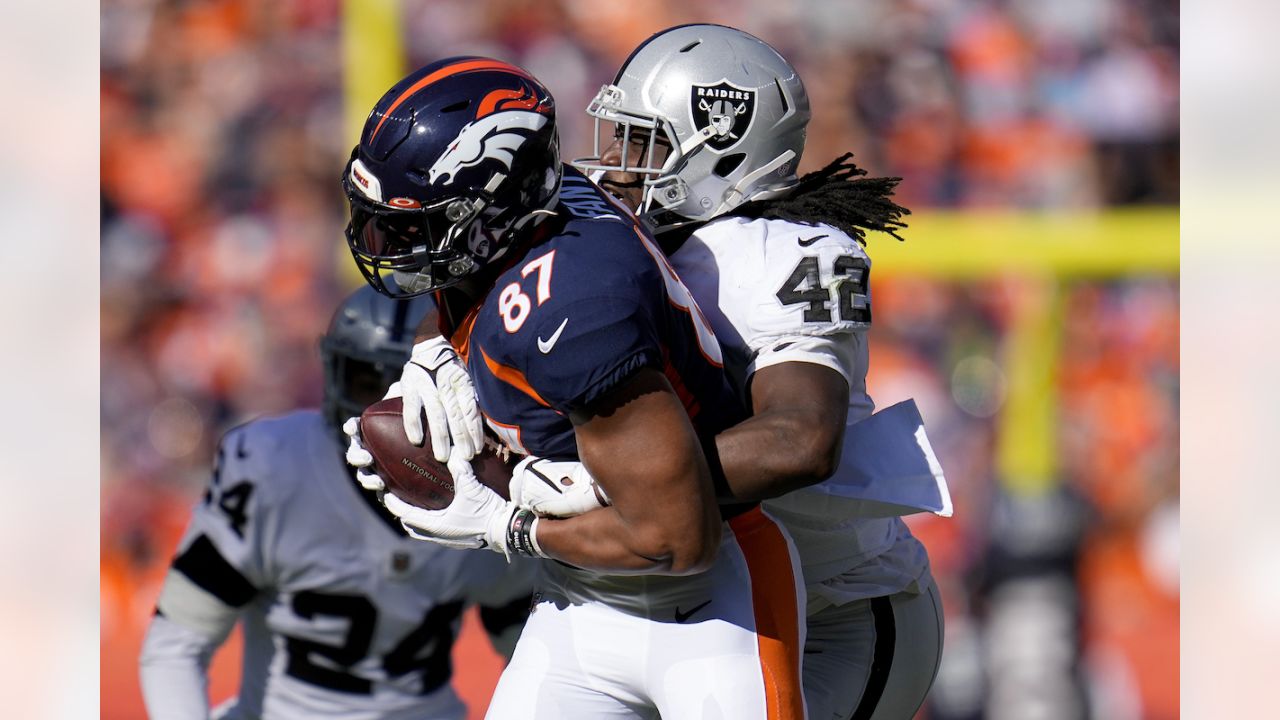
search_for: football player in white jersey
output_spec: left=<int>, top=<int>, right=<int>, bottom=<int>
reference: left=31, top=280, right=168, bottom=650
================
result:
left=562, top=24, right=947, bottom=720
left=139, top=284, right=535, bottom=720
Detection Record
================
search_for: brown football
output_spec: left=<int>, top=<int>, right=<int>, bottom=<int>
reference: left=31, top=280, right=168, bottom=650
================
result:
left=359, top=397, right=514, bottom=510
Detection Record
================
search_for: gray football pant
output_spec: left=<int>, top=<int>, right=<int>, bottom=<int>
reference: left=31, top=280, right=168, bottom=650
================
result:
left=803, top=574, right=944, bottom=720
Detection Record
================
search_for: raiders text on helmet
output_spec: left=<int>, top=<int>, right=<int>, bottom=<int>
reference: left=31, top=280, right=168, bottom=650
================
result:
left=573, top=24, right=810, bottom=230
left=690, top=81, right=758, bottom=152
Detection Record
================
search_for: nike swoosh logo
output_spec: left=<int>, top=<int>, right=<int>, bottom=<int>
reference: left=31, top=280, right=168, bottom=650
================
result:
left=674, top=599, right=712, bottom=623
left=537, top=318, right=569, bottom=354
left=797, top=234, right=828, bottom=247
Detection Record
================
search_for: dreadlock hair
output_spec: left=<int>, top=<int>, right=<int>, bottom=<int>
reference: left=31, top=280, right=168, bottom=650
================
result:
left=726, top=153, right=910, bottom=245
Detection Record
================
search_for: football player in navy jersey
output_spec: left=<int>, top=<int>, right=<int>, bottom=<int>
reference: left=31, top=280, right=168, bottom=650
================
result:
left=139, top=284, right=534, bottom=720
left=340, top=58, right=808, bottom=719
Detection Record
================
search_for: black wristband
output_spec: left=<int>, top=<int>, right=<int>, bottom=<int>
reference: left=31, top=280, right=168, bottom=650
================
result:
left=700, top=432, right=735, bottom=502
left=506, top=508, right=543, bottom=558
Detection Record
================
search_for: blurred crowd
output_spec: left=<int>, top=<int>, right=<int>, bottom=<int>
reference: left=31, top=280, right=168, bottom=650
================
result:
left=101, top=1, right=1179, bottom=718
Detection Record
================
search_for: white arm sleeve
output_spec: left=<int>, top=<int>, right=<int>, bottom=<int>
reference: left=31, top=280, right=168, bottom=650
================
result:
left=139, top=609, right=237, bottom=720
left=140, top=425, right=273, bottom=718
left=748, top=332, right=861, bottom=385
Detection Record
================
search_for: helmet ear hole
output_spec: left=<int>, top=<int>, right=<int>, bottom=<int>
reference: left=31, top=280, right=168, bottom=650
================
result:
left=713, top=153, right=746, bottom=178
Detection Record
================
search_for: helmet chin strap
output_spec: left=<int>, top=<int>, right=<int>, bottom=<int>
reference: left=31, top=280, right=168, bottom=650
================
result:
left=641, top=147, right=796, bottom=224
left=714, top=149, right=797, bottom=215
left=511, top=183, right=561, bottom=233
left=498, top=189, right=561, bottom=264
left=514, top=208, right=557, bottom=228
left=679, top=125, right=719, bottom=156
left=392, top=268, right=437, bottom=295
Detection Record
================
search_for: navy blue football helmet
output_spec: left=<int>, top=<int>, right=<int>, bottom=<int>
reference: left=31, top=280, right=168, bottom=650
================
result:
left=343, top=57, right=562, bottom=298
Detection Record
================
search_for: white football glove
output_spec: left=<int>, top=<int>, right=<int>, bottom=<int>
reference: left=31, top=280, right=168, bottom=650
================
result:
left=399, top=336, right=485, bottom=461
left=510, top=456, right=610, bottom=518
left=383, top=450, right=543, bottom=560
left=343, top=416, right=387, bottom=492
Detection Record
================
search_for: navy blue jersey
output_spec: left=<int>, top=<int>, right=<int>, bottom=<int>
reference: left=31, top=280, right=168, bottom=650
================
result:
left=451, top=166, right=745, bottom=459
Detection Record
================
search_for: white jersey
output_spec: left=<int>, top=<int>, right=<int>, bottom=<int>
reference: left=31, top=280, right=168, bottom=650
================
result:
left=141, top=411, right=536, bottom=720
left=669, top=216, right=931, bottom=603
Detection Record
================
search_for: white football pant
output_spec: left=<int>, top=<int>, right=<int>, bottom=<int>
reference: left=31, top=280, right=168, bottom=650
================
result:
left=486, top=507, right=808, bottom=719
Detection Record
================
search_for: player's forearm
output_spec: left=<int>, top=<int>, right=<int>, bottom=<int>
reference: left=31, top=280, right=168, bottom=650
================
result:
left=534, top=504, right=718, bottom=575
left=712, top=408, right=842, bottom=502
left=712, top=362, right=850, bottom=502
left=139, top=614, right=222, bottom=720
left=414, top=309, right=443, bottom=344
left=559, top=369, right=723, bottom=574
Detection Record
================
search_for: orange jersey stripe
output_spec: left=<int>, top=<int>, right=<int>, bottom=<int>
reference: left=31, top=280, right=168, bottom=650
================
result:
left=729, top=507, right=807, bottom=720
left=479, top=346, right=551, bottom=408
left=483, top=413, right=527, bottom=455
left=370, top=59, right=537, bottom=142
left=448, top=303, right=482, bottom=365
left=661, top=349, right=701, bottom=419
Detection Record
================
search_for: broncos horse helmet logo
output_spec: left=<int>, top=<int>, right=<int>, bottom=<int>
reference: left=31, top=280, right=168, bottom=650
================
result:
left=428, top=111, right=550, bottom=187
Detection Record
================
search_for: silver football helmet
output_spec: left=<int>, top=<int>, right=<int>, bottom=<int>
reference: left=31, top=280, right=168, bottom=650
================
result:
left=573, top=24, right=810, bottom=230
left=319, top=282, right=432, bottom=434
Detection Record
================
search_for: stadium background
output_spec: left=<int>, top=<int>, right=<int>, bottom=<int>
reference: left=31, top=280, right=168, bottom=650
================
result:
left=100, top=1, right=1179, bottom=718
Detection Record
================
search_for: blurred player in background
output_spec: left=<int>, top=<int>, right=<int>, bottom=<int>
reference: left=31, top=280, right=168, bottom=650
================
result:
left=139, top=284, right=535, bottom=720
left=565, top=24, right=946, bottom=720
left=341, top=58, right=808, bottom=718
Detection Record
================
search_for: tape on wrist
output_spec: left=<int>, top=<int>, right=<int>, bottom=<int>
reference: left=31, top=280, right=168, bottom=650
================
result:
left=506, top=508, right=545, bottom=558
left=528, top=516, right=544, bottom=557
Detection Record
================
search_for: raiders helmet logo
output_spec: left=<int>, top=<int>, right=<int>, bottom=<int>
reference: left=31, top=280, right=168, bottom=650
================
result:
left=690, top=80, right=757, bottom=153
